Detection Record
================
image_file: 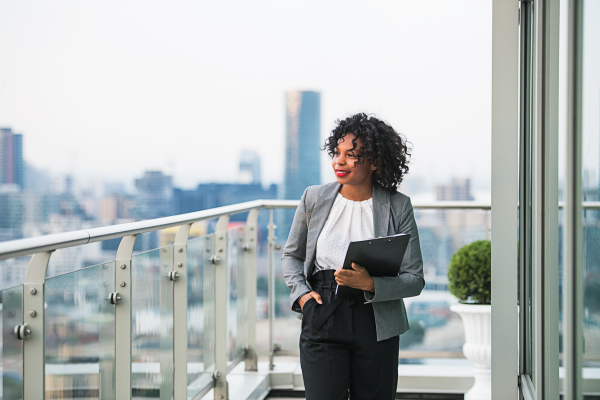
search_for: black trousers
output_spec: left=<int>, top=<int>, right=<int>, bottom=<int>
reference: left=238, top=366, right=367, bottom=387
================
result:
left=300, top=270, right=399, bottom=400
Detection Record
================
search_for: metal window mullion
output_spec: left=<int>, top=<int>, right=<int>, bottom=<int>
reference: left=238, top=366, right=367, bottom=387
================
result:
left=491, top=0, right=520, bottom=398
left=564, top=0, right=584, bottom=396
left=173, top=224, right=192, bottom=400
left=519, top=0, right=534, bottom=379
left=244, top=209, right=259, bottom=371
left=214, top=215, right=230, bottom=400
left=532, top=0, right=560, bottom=395
left=23, top=251, right=52, bottom=400
left=115, top=235, right=137, bottom=399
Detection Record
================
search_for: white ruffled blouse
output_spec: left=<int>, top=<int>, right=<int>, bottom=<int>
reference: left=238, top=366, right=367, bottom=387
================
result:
left=314, top=192, right=374, bottom=272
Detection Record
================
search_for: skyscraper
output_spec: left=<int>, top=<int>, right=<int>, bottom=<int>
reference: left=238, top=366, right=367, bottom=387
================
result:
left=0, top=128, right=24, bottom=189
left=134, top=170, right=173, bottom=219
left=239, top=149, right=262, bottom=185
left=284, top=90, right=321, bottom=200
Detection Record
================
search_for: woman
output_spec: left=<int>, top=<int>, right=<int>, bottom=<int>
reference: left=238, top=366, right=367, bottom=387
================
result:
left=282, top=113, right=425, bottom=400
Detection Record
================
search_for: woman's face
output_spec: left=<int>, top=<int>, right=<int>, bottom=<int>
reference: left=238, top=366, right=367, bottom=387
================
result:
left=331, top=134, right=376, bottom=186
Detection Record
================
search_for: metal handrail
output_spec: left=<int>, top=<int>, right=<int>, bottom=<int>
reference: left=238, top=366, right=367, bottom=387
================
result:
left=0, top=199, right=298, bottom=260
left=2, top=199, right=599, bottom=261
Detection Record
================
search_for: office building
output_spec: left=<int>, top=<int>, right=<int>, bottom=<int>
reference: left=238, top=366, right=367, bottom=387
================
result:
left=0, top=127, right=24, bottom=189
left=284, top=90, right=321, bottom=200
left=239, top=149, right=262, bottom=185
left=134, top=170, right=173, bottom=219
left=436, top=178, right=475, bottom=201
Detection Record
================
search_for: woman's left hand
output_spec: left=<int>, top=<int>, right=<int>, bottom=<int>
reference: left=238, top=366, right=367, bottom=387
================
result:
left=334, top=263, right=375, bottom=292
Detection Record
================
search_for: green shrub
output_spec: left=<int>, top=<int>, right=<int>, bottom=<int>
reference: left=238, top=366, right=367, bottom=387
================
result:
left=400, top=320, right=426, bottom=349
left=448, top=240, right=491, bottom=304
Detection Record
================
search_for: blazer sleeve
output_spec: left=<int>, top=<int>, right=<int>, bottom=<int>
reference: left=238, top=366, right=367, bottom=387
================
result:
left=281, top=188, right=312, bottom=312
left=366, top=197, right=425, bottom=302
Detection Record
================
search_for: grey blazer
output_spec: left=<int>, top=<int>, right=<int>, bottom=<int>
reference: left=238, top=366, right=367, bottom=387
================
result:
left=281, top=181, right=425, bottom=341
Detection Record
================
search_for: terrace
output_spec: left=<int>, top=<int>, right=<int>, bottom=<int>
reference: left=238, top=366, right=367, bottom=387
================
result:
left=0, top=200, right=492, bottom=400
left=1, top=0, right=600, bottom=398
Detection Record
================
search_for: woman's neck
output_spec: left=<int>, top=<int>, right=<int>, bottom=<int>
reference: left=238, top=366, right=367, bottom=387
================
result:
left=339, top=183, right=373, bottom=201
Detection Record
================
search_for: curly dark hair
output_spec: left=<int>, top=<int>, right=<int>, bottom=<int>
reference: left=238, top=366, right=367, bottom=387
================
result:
left=322, top=113, right=411, bottom=193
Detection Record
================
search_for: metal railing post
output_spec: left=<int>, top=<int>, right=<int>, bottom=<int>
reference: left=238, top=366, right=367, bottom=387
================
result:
left=22, top=251, right=52, bottom=400
left=267, top=209, right=276, bottom=371
left=174, top=224, right=192, bottom=400
left=484, top=209, right=491, bottom=241
left=160, top=246, right=175, bottom=400
left=99, top=261, right=116, bottom=400
left=244, top=209, right=259, bottom=371
left=214, top=215, right=230, bottom=400
left=115, top=235, right=138, bottom=399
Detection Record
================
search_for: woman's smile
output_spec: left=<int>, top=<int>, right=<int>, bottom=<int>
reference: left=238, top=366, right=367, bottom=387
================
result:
left=331, top=134, right=376, bottom=189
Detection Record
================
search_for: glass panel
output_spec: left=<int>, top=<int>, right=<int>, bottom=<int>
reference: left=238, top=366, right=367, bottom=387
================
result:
left=44, top=262, right=115, bottom=400
left=0, top=257, right=29, bottom=290
left=273, top=207, right=489, bottom=364
left=255, top=210, right=271, bottom=357
left=273, top=238, right=301, bottom=352
left=131, top=247, right=174, bottom=399
left=583, top=210, right=600, bottom=369
left=186, top=234, right=215, bottom=397
left=404, top=209, right=489, bottom=361
left=272, top=210, right=301, bottom=353
left=2, top=285, right=23, bottom=400
left=582, top=0, right=600, bottom=370
left=226, top=225, right=247, bottom=364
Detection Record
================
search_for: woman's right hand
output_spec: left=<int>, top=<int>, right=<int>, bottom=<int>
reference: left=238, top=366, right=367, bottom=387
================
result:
left=299, top=291, right=323, bottom=311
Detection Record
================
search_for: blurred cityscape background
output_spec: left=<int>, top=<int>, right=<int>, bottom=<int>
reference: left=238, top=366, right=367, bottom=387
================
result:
left=0, top=0, right=598, bottom=368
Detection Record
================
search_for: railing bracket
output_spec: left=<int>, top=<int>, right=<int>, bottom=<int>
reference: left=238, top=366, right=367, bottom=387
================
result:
left=210, top=255, right=221, bottom=264
left=14, top=324, right=31, bottom=340
left=108, top=292, right=122, bottom=305
left=168, top=271, right=180, bottom=281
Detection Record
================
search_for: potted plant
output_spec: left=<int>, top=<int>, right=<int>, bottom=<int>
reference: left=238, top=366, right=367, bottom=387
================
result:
left=448, top=240, right=491, bottom=400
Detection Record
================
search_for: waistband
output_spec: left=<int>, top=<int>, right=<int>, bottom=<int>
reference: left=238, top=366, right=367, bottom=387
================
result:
left=309, top=269, right=363, bottom=296
left=309, top=269, right=336, bottom=285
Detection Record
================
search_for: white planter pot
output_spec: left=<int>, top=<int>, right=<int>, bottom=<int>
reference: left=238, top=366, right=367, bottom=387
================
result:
left=450, top=303, right=491, bottom=400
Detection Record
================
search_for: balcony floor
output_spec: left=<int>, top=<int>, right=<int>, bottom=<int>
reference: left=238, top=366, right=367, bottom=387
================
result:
left=199, top=357, right=474, bottom=400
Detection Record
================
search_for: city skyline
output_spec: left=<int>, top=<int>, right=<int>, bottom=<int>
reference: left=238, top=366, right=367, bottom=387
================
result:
left=0, top=0, right=495, bottom=191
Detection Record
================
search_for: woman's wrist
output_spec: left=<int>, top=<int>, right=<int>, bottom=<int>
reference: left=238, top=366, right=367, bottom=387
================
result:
left=363, top=277, right=375, bottom=292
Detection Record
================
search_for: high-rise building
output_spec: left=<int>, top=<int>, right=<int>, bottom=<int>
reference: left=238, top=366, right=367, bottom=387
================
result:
left=436, top=178, right=475, bottom=201
left=284, top=90, right=321, bottom=200
left=239, top=149, right=262, bottom=185
left=0, top=128, right=24, bottom=189
left=134, top=171, right=173, bottom=219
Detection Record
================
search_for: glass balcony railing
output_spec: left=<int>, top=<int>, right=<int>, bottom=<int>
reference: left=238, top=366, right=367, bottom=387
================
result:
left=4, top=199, right=596, bottom=399
left=267, top=203, right=492, bottom=364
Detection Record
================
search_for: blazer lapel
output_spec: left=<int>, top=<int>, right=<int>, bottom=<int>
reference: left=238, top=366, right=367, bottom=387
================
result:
left=305, top=181, right=391, bottom=276
left=306, top=181, right=340, bottom=276
left=372, top=184, right=390, bottom=237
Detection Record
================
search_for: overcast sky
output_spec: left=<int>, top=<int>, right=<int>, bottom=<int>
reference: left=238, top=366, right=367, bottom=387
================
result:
left=0, top=0, right=495, bottom=192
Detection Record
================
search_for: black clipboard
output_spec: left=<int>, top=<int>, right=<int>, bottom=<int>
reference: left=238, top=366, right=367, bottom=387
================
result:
left=335, top=233, right=411, bottom=298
